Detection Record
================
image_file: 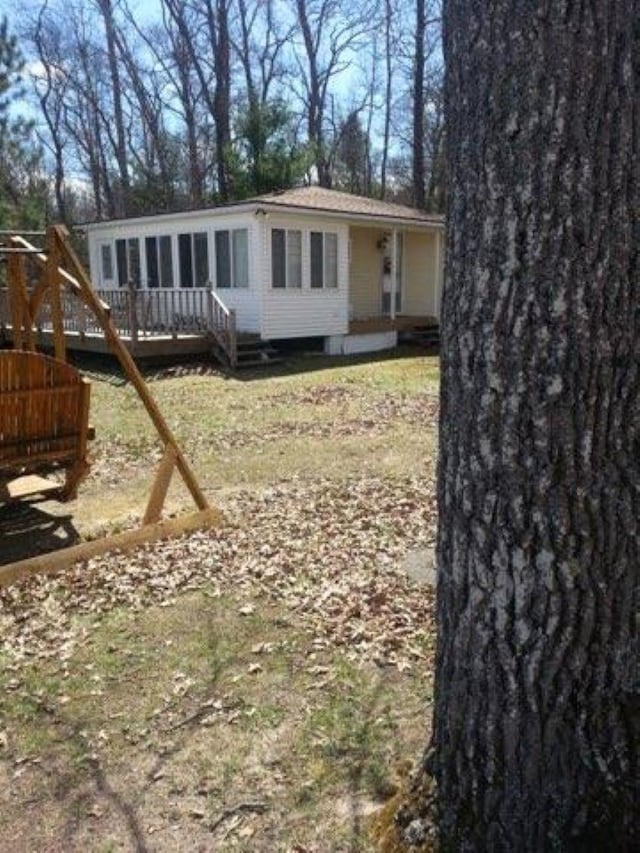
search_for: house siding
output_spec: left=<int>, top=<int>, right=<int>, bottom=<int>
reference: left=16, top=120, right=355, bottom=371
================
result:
left=260, top=214, right=349, bottom=339
left=349, top=225, right=385, bottom=319
left=86, top=202, right=443, bottom=343
left=403, top=229, right=439, bottom=317
left=86, top=211, right=262, bottom=333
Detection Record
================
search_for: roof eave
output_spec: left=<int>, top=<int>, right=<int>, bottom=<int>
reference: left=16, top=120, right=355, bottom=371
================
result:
left=255, top=201, right=444, bottom=229
left=82, top=199, right=445, bottom=231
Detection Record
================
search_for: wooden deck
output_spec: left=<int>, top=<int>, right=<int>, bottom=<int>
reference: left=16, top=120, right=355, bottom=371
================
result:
left=0, top=286, right=228, bottom=360
left=348, top=315, right=438, bottom=335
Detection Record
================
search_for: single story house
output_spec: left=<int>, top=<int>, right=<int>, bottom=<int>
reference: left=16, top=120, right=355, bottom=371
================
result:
left=84, top=186, right=444, bottom=359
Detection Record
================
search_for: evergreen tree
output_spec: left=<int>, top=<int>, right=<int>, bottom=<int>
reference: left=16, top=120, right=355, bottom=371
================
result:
left=231, top=100, right=311, bottom=199
left=0, top=17, right=47, bottom=229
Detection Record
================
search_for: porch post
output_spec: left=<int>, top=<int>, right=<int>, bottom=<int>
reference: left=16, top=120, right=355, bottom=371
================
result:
left=390, top=228, right=398, bottom=321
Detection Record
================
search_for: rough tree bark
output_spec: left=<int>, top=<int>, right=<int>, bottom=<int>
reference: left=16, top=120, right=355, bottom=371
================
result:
left=429, top=1, right=639, bottom=850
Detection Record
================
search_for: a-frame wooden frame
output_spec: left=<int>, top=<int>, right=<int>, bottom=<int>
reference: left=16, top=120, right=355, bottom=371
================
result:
left=0, top=226, right=221, bottom=588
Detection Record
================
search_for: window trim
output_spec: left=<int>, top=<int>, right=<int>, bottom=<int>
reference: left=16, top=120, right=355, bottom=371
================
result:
left=309, top=230, right=338, bottom=289
left=271, top=227, right=303, bottom=289
left=214, top=227, right=250, bottom=289
left=178, top=231, right=210, bottom=289
left=115, top=237, right=141, bottom=288
left=144, top=234, right=174, bottom=289
left=99, top=241, right=114, bottom=285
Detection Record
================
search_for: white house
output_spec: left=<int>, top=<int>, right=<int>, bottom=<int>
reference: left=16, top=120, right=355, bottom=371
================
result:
left=84, top=186, right=444, bottom=361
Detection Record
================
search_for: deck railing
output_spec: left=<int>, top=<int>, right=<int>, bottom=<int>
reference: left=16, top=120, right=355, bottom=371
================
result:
left=0, top=284, right=238, bottom=366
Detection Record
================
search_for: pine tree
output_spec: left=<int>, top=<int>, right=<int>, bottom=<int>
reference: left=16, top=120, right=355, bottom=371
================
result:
left=0, top=17, right=47, bottom=229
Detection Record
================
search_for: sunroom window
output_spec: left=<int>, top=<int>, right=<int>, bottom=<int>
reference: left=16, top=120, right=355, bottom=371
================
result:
left=271, top=228, right=302, bottom=288
left=178, top=232, right=209, bottom=288
left=100, top=243, right=114, bottom=284
left=115, top=238, right=141, bottom=288
left=145, top=235, right=174, bottom=288
left=310, top=231, right=338, bottom=289
left=215, top=228, right=249, bottom=288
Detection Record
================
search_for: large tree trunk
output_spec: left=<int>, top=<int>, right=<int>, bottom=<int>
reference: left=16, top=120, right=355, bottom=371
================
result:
left=430, top=1, right=639, bottom=849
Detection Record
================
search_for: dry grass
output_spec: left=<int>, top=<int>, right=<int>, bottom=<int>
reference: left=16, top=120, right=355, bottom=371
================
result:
left=0, top=348, right=439, bottom=851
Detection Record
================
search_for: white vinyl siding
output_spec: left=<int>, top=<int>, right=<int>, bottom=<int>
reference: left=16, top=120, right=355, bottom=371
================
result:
left=262, top=217, right=349, bottom=339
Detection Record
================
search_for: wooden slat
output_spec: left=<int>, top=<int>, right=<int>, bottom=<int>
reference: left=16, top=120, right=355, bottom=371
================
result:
left=0, top=474, right=61, bottom=501
left=46, top=240, right=66, bottom=361
left=143, top=444, right=177, bottom=524
left=6, top=254, right=24, bottom=350
left=0, top=508, right=222, bottom=587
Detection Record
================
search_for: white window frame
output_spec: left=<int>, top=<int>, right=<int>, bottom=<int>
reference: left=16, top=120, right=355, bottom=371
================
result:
left=310, top=230, right=339, bottom=289
left=99, top=241, right=115, bottom=286
left=115, top=237, right=141, bottom=288
left=214, top=227, right=249, bottom=289
left=144, top=234, right=174, bottom=289
left=178, top=231, right=210, bottom=289
left=271, top=227, right=303, bottom=290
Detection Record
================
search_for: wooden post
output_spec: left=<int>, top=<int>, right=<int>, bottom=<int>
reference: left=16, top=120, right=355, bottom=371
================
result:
left=143, top=444, right=177, bottom=524
left=6, top=254, right=24, bottom=351
left=390, top=228, right=398, bottom=322
left=128, top=280, right=138, bottom=345
left=206, top=288, right=215, bottom=334
left=229, top=309, right=237, bottom=369
left=46, top=239, right=66, bottom=361
left=77, top=296, right=87, bottom=339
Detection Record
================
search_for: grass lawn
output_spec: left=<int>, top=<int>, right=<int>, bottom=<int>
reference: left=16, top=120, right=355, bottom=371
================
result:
left=0, top=348, right=439, bottom=851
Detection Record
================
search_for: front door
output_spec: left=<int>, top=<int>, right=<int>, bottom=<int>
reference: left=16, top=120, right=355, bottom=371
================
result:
left=381, top=232, right=403, bottom=315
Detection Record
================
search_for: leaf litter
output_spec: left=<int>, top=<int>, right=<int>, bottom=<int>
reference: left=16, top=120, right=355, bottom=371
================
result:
left=1, top=474, right=437, bottom=675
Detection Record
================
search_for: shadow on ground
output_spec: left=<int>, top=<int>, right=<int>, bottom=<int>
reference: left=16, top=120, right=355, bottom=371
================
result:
left=0, top=500, right=80, bottom=565
left=62, top=343, right=437, bottom=385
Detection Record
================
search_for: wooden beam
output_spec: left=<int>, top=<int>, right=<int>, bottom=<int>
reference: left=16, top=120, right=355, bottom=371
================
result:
left=52, top=225, right=210, bottom=513
left=6, top=254, right=24, bottom=350
left=45, top=239, right=66, bottom=361
left=8, top=235, right=110, bottom=321
left=143, top=444, right=177, bottom=524
left=0, top=507, right=222, bottom=588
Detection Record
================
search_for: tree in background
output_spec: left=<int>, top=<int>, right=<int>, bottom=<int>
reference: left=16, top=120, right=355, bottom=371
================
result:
left=393, top=1, right=638, bottom=849
left=0, top=17, right=47, bottom=228
left=231, top=99, right=310, bottom=198
left=14, top=0, right=447, bottom=220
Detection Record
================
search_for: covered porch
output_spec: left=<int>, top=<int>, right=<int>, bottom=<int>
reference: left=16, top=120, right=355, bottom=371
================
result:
left=347, top=222, right=443, bottom=331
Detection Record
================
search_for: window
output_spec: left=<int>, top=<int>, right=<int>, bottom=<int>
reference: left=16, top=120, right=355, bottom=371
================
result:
left=179, top=232, right=209, bottom=288
left=310, top=231, right=338, bottom=289
left=271, top=228, right=302, bottom=288
left=115, top=238, right=141, bottom=288
left=100, top=244, right=114, bottom=283
left=215, top=228, right=249, bottom=288
left=145, top=236, right=174, bottom=288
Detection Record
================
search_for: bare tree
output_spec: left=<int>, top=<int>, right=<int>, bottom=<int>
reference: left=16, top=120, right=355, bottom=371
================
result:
left=293, top=0, right=372, bottom=188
